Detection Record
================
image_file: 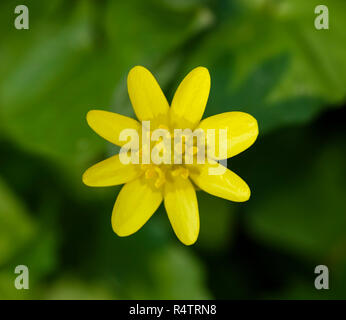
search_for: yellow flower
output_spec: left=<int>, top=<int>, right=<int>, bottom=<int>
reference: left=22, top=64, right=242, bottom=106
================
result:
left=82, top=66, right=258, bottom=245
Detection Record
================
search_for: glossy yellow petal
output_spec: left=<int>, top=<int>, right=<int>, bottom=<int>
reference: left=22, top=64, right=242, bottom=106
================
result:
left=198, top=111, right=258, bottom=159
left=112, top=177, right=163, bottom=236
left=164, top=176, right=199, bottom=245
left=189, top=161, right=250, bottom=202
left=82, top=155, right=140, bottom=187
left=127, top=66, right=169, bottom=127
left=170, top=67, right=210, bottom=129
left=87, top=110, right=140, bottom=146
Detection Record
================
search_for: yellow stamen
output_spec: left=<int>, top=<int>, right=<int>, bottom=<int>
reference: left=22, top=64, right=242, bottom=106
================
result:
left=145, top=167, right=156, bottom=179
left=154, top=167, right=165, bottom=188
left=172, top=167, right=189, bottom=179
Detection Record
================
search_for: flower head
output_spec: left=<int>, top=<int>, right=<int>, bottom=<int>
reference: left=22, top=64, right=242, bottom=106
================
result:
left=82, top=66, right=258, bottom=245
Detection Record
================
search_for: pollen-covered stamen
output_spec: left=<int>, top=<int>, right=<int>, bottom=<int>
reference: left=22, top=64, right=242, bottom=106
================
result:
left=142, top=164, right=166, bottom=188
left=153, top=167, right=165, bottom=188
left=144, top=166, right=155, bottom=179
left=171, top=167, right=189, bottom=179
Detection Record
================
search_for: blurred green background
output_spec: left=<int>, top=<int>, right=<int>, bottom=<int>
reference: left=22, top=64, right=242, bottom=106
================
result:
left=1, top=0, right=346, bottom=299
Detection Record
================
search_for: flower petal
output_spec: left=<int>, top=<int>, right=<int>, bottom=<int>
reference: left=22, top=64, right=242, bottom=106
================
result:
left=82, top=155, right=140, bottom=187
left=197, top=111, right=258, bottom=159
left=189, top=161, right=250, bottom=202
left=87, top=110, right=140, bottom=146
left=164, top=176, right=199, bottom=245
left=127, top=66, right=169, bottom=127
left=112, top=177, right=163, bottom=236
left=170, top=67, right=210, bottom=129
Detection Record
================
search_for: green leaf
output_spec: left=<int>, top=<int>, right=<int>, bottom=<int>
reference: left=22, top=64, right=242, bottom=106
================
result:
left=196, top=191, right=236, bottom=251
left=148, top=245, right=211, bottom=299
left=0, top=0, right=211, bottom=169
left=0, top=177, right=36, bottom=266
left=60, top=199, right=211, bottom=299
left=245, top=125, right=346, bottom=259
left=179, top=0, right=346, bottom=132
left=44, top=277, right=115, bottom=300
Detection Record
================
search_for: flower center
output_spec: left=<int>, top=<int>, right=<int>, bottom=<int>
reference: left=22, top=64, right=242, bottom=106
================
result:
left=138, top=124, right=200, bottom=188
left=141, top=164, right=189, bottom=189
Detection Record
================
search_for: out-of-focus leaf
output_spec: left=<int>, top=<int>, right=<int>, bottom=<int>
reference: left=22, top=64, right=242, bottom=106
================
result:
left=0, top=177, right=36, bottom=266
left=271, top=253, right=346, bottom=299
left=245, top=124, right=346, bottom=259
left=0, top=1, right=103, bottom=168
left=44, top=277, right=115, bottom=300
left=105, top=0, right=213, bottom=64
left=196, top=191, right=236, bottom=251
left=180, top=0, right=346, bottom=132
left=18, top=231, right=58, bottom=283
left=0, top=231, right=58, bottom=300
left=60, top=199, right=211, bottom=299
